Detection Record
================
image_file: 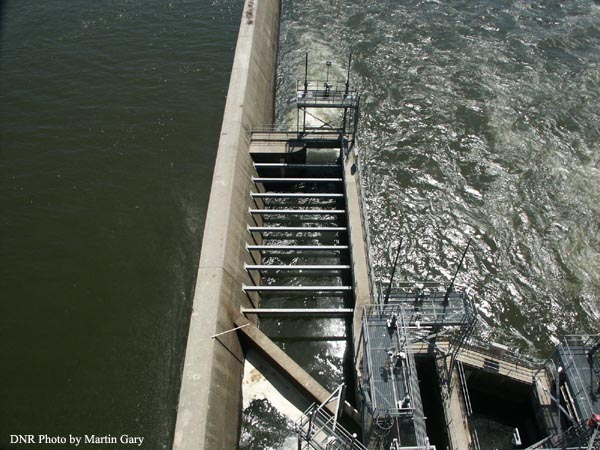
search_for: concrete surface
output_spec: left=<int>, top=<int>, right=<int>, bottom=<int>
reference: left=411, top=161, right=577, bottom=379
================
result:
left=343, top=150, right=373, bottom=367
left=173, top=1, right=280, bottom=449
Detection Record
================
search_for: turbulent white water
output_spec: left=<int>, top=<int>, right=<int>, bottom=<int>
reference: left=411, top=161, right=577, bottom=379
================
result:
left=276, top=0, right=600, bottom=352
left=242, top=0, right=600, bottom=447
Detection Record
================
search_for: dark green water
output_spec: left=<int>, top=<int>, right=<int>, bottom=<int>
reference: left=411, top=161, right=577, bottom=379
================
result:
left=1, top=1, right=241, bottom=448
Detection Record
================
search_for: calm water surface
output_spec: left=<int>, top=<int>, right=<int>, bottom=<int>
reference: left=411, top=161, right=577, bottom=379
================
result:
left=1, top=1, right=241, bottom=448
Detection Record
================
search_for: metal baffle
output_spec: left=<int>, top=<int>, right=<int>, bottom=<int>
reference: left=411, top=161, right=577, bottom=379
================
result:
left=246, top=244, right=349, bottom=252
left=251, top=192, right=345, bottom=198
left=249, top=208, right=346, bottom=215
left=244, top=264, right=351, bottom=271
left=253, top=177, right=343, bottom=183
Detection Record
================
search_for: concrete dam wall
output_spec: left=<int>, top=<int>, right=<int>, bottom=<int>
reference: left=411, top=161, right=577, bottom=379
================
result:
left=173, top=1, right=280, bottom=449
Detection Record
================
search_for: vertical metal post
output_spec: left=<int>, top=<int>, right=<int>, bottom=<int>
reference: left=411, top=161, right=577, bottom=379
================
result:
left=350, top=433, right=357, bottom=449
left=443, top=238, right=471, bottom=306
left=302, top=53, right=308, bottom=135
left=332, top=383, right=346, bottom=433
left=303, top=52, right=308, bottom=94
left=345, top=53, right=352, bottom=95
left=384, top=239, right=402, bottom=305
left=306, top=408, right=315, bottom=445
left=296, top=102, right=300, bottom=136
left=556, top=363, right=562, bottom=438
left=352, top=95, right=360, bottom=146
left=342, top=54, right=352, bottom=135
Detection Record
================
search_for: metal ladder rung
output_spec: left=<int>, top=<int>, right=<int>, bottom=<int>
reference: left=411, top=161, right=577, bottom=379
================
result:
left=241, top=308, right=354, bottom=317
left=244, top=264, right=351, bottom=271
left=242, top=285, right=352, bottom=292
left=248, top=226, right=347, bottom=233
left=246, top=244, right=349, bottom=251
left=251, top=192, right=344, bottom=198
left=253, top=163, right=341, bottom=168
left=252, top=177, right=342, bottom=183
left=249, top=208, right=345, bottom=215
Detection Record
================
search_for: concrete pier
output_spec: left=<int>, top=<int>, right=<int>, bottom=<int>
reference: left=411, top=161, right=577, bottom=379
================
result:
left=173, top=1, right=280, bottom=449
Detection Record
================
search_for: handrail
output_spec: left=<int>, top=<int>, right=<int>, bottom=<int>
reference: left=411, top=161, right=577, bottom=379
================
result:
left=557, top=335, right=597, bottom=418
left=297, top=79, right=358, bottom=94
left=462, top=338, right=546, bottom=370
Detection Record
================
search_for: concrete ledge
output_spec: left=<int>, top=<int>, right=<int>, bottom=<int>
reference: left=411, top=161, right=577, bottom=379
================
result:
left=173, top=1, right=281, bottom=449
left=343, top=151, right=373, bottom=362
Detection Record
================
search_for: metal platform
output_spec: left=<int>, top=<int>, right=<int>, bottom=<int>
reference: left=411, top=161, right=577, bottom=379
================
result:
left=360, top=306, right=415, bottom=418
left=358, top=304, right=430, bottom=449
left=387, top=290, right=476, bottom=328
left=296, top=80, right=359, bottom=109
left=556, top=335, right=600, bottom=421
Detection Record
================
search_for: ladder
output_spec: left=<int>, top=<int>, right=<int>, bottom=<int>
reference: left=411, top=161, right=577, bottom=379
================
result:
left=242, top=158, right=354, bottom=320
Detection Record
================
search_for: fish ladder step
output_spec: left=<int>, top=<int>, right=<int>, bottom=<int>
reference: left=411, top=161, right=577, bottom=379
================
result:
left=246, top=244, right=349, bottom=252
left=244, top=264, right=351, bottom=271
left=253, top=177, right=342, bottom=183
left=253, top=163, right=341, bottom=169
left=242, top=285, right=352, bottom=292
left=248, top=226, right=347, bottom=233
left=249, top=208, right=345, bottom=215
left=251, top=192, right=344, bottom=198
left=241, top=308, right=354, bottom=317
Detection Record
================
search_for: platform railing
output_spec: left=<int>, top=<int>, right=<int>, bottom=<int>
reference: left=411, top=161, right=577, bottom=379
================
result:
left=462, top=338, right=546, bottom=370
left=250, top=124, right=345, bottom=140
left=525, top=417, right=594, bottom=449
left=556, top=335, right=598, bottom=420
left=297, top=79, right=358, bottom=97
left=296, top=404, right=367, bottom=450
left=297, top=79, right=349, bottom=91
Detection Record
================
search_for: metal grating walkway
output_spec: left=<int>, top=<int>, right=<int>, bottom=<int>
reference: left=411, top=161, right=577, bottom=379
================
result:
left=556, top=335, right=600, bottom=421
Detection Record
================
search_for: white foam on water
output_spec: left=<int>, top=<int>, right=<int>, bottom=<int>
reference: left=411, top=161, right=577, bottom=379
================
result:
left=242, top=359, right=303, bottom=422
